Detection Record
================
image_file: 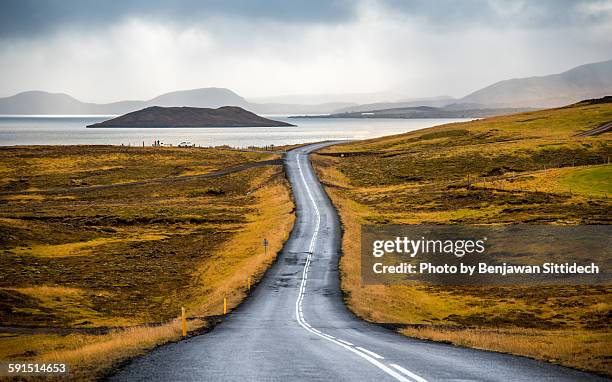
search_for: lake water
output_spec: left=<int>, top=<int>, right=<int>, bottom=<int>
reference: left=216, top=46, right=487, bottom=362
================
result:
left=0, top=116, right=472, bottom=147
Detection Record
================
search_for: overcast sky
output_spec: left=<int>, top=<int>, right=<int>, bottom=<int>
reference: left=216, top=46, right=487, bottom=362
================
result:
left=0, top=0, right=611, bottom=103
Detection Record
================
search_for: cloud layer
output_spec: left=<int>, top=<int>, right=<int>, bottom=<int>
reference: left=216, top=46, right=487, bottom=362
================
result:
left=1, top=0, right=611, bottom=102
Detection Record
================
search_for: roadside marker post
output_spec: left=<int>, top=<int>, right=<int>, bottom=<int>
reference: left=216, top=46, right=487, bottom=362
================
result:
left=263, top=238, right=269, bottom=257
left=181, top=307, right=187, bottom=337
left=223, top=298, right=227, bottom=315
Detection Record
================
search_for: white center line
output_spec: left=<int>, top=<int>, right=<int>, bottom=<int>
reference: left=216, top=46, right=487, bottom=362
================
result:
left=390, top=364, right=430, bottom=382
left=293, top=148, right=429, bottom=382
left=356, top=347, right=384, bottom=359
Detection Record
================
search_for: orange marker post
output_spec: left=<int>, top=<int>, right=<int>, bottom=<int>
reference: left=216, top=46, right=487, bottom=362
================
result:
left=181, top=307, right=187, bottom=337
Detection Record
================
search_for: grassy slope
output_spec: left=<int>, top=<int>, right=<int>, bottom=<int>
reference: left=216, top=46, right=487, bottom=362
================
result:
left=0, top=146, right=295, bottom=380
left=311, top=101, right=612, bottom=375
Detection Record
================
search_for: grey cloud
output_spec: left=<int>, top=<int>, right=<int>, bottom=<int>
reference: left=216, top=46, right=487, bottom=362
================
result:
left=1, top=0, right=610, bottom=39
left=384, top=0, right=612, bottom=29
left=0, top=0, right=355, bottom=38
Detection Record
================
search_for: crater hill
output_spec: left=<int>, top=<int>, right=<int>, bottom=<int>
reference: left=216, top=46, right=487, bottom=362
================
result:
left=87, top=106, right=294, bottom=128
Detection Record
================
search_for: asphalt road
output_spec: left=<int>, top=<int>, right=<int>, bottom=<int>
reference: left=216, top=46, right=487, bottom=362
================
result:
left=111, top=142, right=607, bottom=382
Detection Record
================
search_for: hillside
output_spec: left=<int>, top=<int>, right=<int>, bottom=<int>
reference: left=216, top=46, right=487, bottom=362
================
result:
left=461, top=59, right=612, bottom=108
left=87, top=106, right=294, bottom=128
left=311, top=97, right=611, bottom=375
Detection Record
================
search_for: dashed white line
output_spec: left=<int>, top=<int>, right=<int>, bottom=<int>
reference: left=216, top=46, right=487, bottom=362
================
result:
left=293, top=148, right=429, bottom=382
left=356, top=347, right=384, bottom=359
left=390, top=364, right=430, bottom=382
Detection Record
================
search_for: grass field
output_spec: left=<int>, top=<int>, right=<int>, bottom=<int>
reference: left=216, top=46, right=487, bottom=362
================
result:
left=311, top=99, right=612, bottom=376
left=0, top=145, right=295, bottom=380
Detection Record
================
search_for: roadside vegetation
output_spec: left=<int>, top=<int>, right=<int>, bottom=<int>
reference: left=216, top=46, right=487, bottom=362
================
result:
left=0, top=145, right=295, bottom=380
left=311, top=99, right=612, bottom=376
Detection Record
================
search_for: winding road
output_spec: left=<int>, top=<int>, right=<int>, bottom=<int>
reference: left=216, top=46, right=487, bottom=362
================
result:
left=111, top=142, right=607, bottom=382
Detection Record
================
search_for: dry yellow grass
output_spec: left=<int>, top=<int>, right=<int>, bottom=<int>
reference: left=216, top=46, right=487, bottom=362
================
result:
left=0, top=318, right=206, bottom=381
left=4, top=194, right=45, bottom=201
left=471, top=164, right=611, bottom=197
left=10, top=234, right=168, bottom=258
left=41, top=319, right=206, bottom=380
left=2, top=286, right=137, bottom=328
left=401, top=327, right=611, bottom=376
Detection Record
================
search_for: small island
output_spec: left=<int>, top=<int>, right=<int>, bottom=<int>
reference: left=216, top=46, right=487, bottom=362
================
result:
left=87, top=106, right=294, bottom=128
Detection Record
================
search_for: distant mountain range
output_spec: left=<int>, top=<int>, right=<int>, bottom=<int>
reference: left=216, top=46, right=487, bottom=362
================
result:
left=0, top=59, right=610, bottom=115
left=336, top=59, right=612, bottom=113
left=460, top=59, right=612, bottom=108
left=0, top=88, right=352, bottom=115
left=87, top=106, right=293, bottom=128
left=0, top=88, right=247, bottom=115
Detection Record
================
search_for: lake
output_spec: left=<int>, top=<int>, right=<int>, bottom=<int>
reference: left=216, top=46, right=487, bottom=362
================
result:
left=0, top=116, right=473, bottom=147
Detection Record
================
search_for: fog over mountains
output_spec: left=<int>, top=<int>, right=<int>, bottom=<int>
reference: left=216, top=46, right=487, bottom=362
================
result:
left=0, top=88, right=353, bottom=116
left=338, top=59, right=612, bottom=113
left=0, top=59, right=610, bottom=115
left=0, top=88, right=246, bottom=115
left=460, top=59, right=612, bottom=108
